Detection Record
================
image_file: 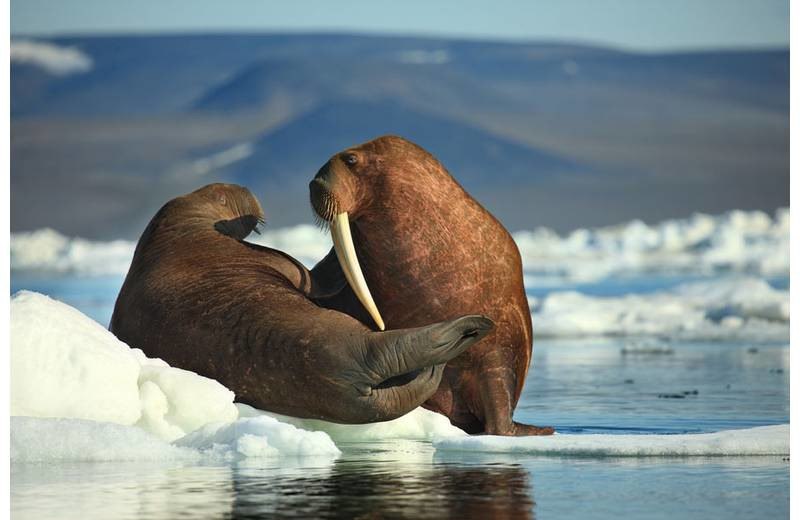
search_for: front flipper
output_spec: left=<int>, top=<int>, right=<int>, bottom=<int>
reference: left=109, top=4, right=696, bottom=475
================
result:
left=309, top=247, right=376, bottom=326
left=309, top=247, right=348, bottom=299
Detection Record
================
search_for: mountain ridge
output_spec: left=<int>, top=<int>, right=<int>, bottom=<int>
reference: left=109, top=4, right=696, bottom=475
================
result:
left=10, top=33, right=788, bottom=238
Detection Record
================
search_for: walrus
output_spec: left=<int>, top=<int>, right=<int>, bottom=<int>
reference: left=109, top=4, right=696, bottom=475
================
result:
left=109, top=183, right=493, bottom=423
left=309, top=136, right=553, bottom=435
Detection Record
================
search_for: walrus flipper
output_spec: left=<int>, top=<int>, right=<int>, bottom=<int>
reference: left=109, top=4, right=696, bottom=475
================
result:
left=365, top=315, right=494, bottom=377
left=343, top=314, right=494, bottom=422
left=309, top=247, right=375, bottom=327
left=309, top=247, right=348, bottom=299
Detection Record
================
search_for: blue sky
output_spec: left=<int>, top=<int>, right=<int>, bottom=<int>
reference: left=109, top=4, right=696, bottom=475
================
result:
left=12, top=0, right=788, bottom=51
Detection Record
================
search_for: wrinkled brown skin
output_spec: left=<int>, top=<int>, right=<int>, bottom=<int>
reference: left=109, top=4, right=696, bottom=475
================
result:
left=309, top=136, right=553, bottom=435
left=110, top=183, right=493, bottom=424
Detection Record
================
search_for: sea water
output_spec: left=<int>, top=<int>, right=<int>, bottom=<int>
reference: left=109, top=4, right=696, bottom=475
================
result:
left=10, top=273, right=789, bottom=520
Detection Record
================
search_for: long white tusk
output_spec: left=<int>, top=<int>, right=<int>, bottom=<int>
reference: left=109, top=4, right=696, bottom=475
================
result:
left=330, top=212, right=385, bottom=331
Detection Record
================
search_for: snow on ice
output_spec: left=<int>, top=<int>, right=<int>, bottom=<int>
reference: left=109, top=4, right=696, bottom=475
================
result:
left=434, top=424, right=789, bottom=457
left=532, top=277, right=789, bottom=340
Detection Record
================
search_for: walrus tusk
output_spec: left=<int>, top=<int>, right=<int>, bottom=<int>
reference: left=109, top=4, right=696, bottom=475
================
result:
left=330, top=212, right=386, bottom=331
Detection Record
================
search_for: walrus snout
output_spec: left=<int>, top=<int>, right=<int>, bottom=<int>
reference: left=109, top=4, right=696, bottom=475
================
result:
left=311, top=158, right=386, bottom=331
left=309, top=174, right=338, bottom=223
left=310, top=156, right=361, bottom=222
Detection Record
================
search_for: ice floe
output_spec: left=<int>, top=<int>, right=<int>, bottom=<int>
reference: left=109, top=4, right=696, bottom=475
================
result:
left=532, top=277, right=789, bottom=340
left=11, top=416, right=341, bottom=463
left=11, top=208, right=788, bottom=282
left=10, top=290, right=788, bottom=463
left=10, top=228, right=135, bottom=276
left=433, top=424, right=789, bottom=457
left=176, top=416, right=340, bottom=459
left=515, top=208, right=788, bottom=284
left=11, top=417, right=197, bottom=463
left=237, top=403, right=466, bottom=442
left=9, top=291, right=453, bottom=462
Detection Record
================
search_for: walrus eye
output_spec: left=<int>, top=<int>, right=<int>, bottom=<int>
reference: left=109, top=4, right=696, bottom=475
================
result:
left=218, top=195, right=226, bottom=205
left=343, top=153, right=358, bottom=166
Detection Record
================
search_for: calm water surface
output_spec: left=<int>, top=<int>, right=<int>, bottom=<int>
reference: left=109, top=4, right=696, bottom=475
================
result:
left=10, top=274, right=790, bottom=519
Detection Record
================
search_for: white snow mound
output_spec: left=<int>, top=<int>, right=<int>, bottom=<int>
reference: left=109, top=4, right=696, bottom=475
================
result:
left=176, top=416, right=340, bottom=459
left=11, top=290, right=238, bottom=441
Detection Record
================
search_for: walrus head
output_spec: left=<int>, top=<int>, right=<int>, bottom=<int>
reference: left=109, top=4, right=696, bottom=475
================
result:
left=309, top=136, right=452, bottom=331
left=147, top=183, right=265, bottom=242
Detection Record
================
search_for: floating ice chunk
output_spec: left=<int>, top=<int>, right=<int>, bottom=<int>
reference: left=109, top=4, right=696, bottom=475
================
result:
left=237, top=403, right=466, bottom=442
left=11, top=208, right=788, bottom=281
left=177, top=416, right=340, bottom=460
left=514, top=208, right=788, bottom=283
left=434, top=424, right=789, bottom=457
left=11, top=416, right=340, bottom=463
left=11, top=417, right=197, bottom=463
left=674, top=278, right=789, bottom=322
left=533, top=277, right=788, bottom=340
left=10, top=228, right=134, bottom=275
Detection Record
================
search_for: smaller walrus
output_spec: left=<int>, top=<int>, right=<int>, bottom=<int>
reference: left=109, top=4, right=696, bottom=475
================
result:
left=110, top=183, right=493, bottom=423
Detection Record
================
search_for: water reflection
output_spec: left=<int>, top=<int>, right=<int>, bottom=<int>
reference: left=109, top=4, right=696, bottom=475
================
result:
left=232, top=458, right=534, bottom=519
left=12, top=453, right=535, bottom=519
left=12, top=462, right=236, bottom=520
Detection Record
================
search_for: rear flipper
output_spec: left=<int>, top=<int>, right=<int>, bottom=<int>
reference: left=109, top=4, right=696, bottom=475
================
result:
left=350, top=315, right=496, bottom=422
left=506, top=422, right=555, bottom=436
left=309, top=247, right=348, bottom=299
left=477, top=362, right=554, bottom=436
left=364, top=315, right=495, bottom=380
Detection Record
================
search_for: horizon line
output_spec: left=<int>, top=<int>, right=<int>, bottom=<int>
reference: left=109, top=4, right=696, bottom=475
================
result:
left=9, top=28, right=790, bottom=55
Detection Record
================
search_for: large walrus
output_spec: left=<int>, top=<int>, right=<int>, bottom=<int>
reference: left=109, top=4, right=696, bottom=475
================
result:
left=309, top=136, right=553, bottom=435
left=110, top=183, right=493, bottom=423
